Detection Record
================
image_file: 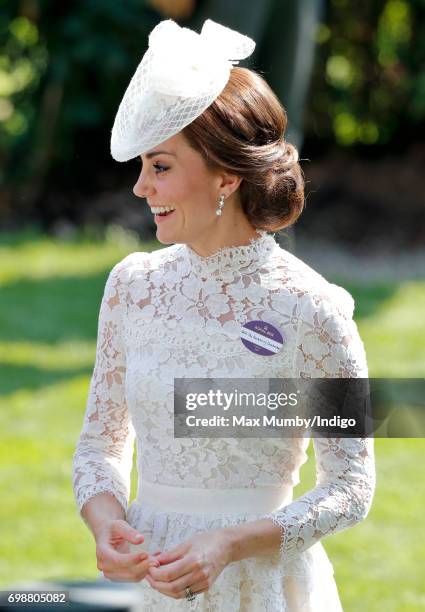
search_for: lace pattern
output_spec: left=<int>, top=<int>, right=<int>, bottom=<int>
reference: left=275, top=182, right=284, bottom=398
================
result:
left=261, top=292, right=375, bottom=559
left=72, top=232, right=375, bottom=610
left=72, top=258, right=136, bottom=514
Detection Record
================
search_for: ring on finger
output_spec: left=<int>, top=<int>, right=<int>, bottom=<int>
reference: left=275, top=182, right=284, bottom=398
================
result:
left=184, top=586, right=196, bottom=601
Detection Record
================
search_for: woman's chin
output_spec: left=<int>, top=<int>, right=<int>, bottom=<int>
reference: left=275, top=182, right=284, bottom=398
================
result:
left=156, top=228, right=179, bottom=245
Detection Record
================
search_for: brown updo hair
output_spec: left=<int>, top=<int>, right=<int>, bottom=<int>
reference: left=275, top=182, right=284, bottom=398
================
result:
left=183, top=67, right=304, bottom=232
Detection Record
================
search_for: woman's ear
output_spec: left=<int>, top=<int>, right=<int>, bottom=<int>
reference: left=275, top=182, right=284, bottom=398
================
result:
left=218, top=171, right=242, bottom=198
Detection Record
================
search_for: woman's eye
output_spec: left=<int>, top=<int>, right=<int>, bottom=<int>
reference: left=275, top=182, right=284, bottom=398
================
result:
left=153, top=163, right=168, bottom=173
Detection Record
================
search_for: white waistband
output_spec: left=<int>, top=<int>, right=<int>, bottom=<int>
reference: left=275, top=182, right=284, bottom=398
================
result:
left=136, top=481, right=293, bottom=514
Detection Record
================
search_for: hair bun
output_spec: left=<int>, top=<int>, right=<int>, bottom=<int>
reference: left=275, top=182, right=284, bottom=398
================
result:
left=183, top=67, right=305, bottom=232
left=275, top=140, right=299, bottom=169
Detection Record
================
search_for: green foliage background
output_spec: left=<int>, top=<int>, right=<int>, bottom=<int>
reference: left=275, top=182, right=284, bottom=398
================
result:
left=1, top=0, right=424, bottom=221
left=308, top=0, right=425, bottom=147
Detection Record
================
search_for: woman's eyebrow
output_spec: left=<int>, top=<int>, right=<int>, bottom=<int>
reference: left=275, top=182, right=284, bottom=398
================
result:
left=144, top=150, right=177, bottom=160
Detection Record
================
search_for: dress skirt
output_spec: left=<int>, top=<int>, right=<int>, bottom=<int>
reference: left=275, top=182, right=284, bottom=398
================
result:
left=123, top=481, right=344, bottom=612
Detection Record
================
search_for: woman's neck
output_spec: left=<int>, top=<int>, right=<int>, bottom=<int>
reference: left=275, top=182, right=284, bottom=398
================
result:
left=187, top=205, right=261, bottom=258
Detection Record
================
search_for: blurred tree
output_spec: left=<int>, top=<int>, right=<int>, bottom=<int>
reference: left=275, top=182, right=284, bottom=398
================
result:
left=0, top=0, right=158, bottom=222
left=308, top=0, right=425, bottom=148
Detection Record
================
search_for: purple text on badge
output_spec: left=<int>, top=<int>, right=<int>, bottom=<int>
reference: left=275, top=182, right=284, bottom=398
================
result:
left=240, top=320, right=284, bottom=356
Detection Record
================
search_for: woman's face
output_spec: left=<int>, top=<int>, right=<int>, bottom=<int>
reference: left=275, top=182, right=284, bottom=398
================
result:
left=133, top=132, right=232, bottom=246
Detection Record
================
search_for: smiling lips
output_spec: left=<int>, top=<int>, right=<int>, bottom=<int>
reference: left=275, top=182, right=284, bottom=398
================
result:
left=151, top=206, right=176, bottom=214
left=150, top=205, right=176, bottom=221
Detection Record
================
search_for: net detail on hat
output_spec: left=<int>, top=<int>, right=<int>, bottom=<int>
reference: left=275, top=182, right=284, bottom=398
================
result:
left=110, top=19, right=255, bottom=162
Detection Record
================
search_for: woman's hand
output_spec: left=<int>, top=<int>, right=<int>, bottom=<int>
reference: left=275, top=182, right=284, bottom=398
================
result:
left=95, top=519, right=160, bottom=582
left=146, top=529, right=233, bottom=599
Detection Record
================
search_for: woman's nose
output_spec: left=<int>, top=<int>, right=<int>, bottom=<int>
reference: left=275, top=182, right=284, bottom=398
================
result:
left=133, top=169, right=155, bottom=198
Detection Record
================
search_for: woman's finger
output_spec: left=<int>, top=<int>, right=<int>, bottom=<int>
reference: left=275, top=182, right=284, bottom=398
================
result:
left=153, top=541, right=189, bottom=565
left=104, top=558, right=159, bottom=582
left=148, top=552, right=199, bottom=582
left=174, top=584, right=209, bottom=601
left=98, top=547, right=148, bottom=571
left=111, top=520, right=145, bottom=545
left=103, top=571, right=133, bottom=582
left=187, top=578, right=210, bottom=595
left=146, top=568, right=207, bottom=598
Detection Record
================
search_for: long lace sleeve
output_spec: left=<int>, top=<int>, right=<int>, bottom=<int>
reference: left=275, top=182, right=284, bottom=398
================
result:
left=72, top=257, right=135, bottom=514
left=262, top=286, right=376, bottom=560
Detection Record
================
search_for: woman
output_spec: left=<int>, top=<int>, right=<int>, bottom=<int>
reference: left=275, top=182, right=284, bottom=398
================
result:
left=72, top=19, right=375, bottom=611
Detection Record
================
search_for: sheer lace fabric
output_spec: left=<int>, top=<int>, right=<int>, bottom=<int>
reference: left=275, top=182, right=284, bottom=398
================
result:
left=72, top=231, right=375, bottom=611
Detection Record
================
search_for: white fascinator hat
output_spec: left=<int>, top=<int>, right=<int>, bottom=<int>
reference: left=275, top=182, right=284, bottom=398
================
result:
left=110, top=19, right=255, bottom=162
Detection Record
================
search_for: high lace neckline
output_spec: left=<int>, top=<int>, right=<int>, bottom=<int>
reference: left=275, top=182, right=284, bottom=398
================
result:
left=181, top=230, right=277, bottom=279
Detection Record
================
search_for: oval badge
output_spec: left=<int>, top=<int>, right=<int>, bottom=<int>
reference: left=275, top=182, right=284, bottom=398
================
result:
left=240, top=320, right=284, bottom=356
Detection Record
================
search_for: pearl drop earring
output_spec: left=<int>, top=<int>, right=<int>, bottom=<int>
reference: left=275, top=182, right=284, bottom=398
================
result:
left=216, top=194, right=225, bottom=216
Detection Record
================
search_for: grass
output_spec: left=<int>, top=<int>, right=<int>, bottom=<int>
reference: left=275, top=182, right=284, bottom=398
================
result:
left=0, top=228, right=424, bottom=610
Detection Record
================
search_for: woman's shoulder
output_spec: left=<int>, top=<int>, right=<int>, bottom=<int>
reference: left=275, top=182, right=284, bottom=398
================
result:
left=108, top=244, right=181, bottom=280
left=272, top=243, right=355, bottom=321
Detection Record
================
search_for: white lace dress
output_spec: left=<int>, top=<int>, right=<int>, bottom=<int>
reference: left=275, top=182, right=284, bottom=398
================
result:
left=72, top=231, right=375, bottom=611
